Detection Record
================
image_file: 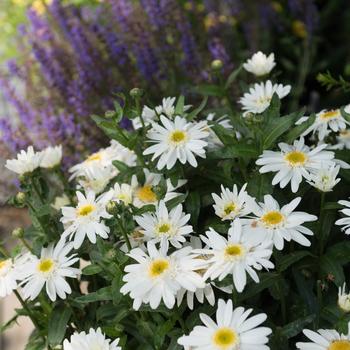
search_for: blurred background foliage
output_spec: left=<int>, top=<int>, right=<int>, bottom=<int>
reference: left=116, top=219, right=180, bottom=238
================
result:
left=0, top=0, right=349, bottom=164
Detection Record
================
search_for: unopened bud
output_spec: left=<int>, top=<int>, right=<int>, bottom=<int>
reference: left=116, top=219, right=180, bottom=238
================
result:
left=106, top=200, right=117, bottom=215
left=130, top=88, right=144, bottom=98
left=211, top=59, right=223, bottom=71
left=12, top=227, right=24, bottom=238
left=105, top=110, right=116, bottom=119
left=15, top=192, right=26, bottom=204
left=106, top=249, right=117, bottom=260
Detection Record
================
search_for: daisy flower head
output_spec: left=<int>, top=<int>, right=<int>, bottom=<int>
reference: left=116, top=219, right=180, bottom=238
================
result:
left=338, top=283, right=350, bottom=312
left=143, top=115, right=210, bottom=170
left=135, top=200, right=192, bottom=248
left=120, top=241, right=205, bottom=310
left=243, top=51, right=276, bottom=77
left=307, top=164, right=341, bottom=192
left=22, top=239, right=80, bottom=301
left=104, top=183, right=134, bottom=206
left=5, top=146, right=42, bottom=175
left=78, top=166, right=115, bottom=194
left=212, top=183, right=254, bottom=221
left=256, top=137, right=336, bottom=193
left=63, top=327, right=121, bottom=350
left=336, top=129, right=350, bottom=150
left=61, top=191, right=112, bottom=249
left=178, top=298, right=272, bottom=350
left=39, top=145, right=62, bottom=168
left=69, top=140, right=136, bottom=180
left=239, top=80, right=291, bottom=115
left=51, top=194, right=70, bottom=211
left=335, top=199, right=350, bottom=235
left=245, top=195, right=317, bottom=250
left=296, top=109, right=350, bottom=141
left=296, top=323, right=350, bottom=350
left=197, top=219, right=274, bottom=293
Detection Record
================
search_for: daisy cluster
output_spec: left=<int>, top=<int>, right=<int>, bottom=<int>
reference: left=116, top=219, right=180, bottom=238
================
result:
left=2, top=52, right=350, bottom=350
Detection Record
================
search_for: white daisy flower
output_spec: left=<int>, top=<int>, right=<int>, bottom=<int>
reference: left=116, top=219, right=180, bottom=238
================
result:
left=51, top=194, right=71, bottom=211
left=212, top=183, right=254, bottom=221
left=5, top=146, right=42, bottom=175
left=120, top=241, right=205, bottom=310
left=135, top=200, right=192, bottom=248
left=307, top=164, right=341, bottom=192
left=61, top=191, right=112, bottom=249
left=178, top=299, right=272, bottom=350
left=245, top=195, right=317, bottom=250
left=256, top=138, right=336, bottom=193
left=119, top=227, right=147, bottom=253
left=243, top=51, right=276, bottom=77
left=0, top=253, right=32, bottom=298
left=63, top=327, right=121, bottom=350
left=336, top=198, right=350, bottom=235
left=104, top=183, right=134, bottom=206
left=21, top=239, right=80, bottom=301
left=131, top=169, right=186, bottom=207
left=296, top=109, right=350, bottom=141
left=336, top=129, right=350, bottom=150
left=143, top=115, right=209, bottom=170
left=69, top=140, right=136, bottom=180
left=206, top=113, right=237, bottom=149
left=296, top=323, right=350, bottom=350
left=78, top=167, right=115, bottom=194
left=196, top=219, right=274, bottom=293
left=39, top=145, right=62, bottom=168
left=239, top=80, right=291, bottom=115
left=338, top=283, right=350, bottom=312
left=133, top=105, right=157, bottom=130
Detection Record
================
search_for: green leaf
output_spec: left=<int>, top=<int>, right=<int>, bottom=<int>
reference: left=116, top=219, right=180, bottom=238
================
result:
left=187, top=96, right=208, bottom=121
left=327, top=241, right=350, bottom=265
left=277, top=251, right=314, bottom=272
left=25, top=330, right=46, bottom=350
left=192, top=84, right=223, bottom=97
left=207, top=144, right=259, bottom=160
left=185, top=191, right=201, bottom=227
left=211, top=124, right=236, bottom=146
left=247, top=173, right=273, bottom=201
left=175, top=95, right=185, bottom=115
left=281, top=314, right=316, bottom=339
left=341, top=105, right=350, bottom=123
left=112, top=272, right=124, bottom=306
left=320, top=255, right=344, bottom=286
left=0, top=314, right=18, bottom=333
left=262, top=93, right=281, bottom=122
left=225, top=65, right=243, bottom=89
left=75, top=286, right=113, bottom=303
left=48, top=305, right=72, bottom=346
left=285, top=113, right=316, bottom=143
left=112, top=160, right=131, bottom=173
left=82, top=264, right=103, bottom=275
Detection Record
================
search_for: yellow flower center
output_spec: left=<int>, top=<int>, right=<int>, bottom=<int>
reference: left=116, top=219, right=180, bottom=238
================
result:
left=148, top=259, right=170, bottom=278
left=157, top=223, right=171, bottom=235
left=212, top=327, right=238, bottom=349
left=170, top=130, right=186, bottom=144
left=86, top=152, right=102, bottom=162
left=0, top=259, right=9, bottom=271
left=225, top=244, right=244, bottom=259
left=137, top=185, right=157, bottom=203
left=321, top=109, right=340, bottom=120
left=340, top=130, right=350, bottom=137
left=292, top=20, right=307, bottom=38
left=77, top=204, right=95, bottom=216
left=37, top=258, right=54, bottom=273
left=224, top=202, right=236, bottom=215
left=329, top=340, right=350, bottom=350
left=285, top=151, right=308, bottom=167
left=261, top=211, right=284, bottom=227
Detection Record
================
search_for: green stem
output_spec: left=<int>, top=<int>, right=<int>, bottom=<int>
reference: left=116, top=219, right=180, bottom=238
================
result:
left=318, top=192, right=326, bottom=255
left=19, top=237, right=34, bottom=254
left=118, top=218, right=131, bottom=251
left=13, top=291, right=41, bottom=329
left=31, top=178, right=44, bottom=205
left=39, top=295, right=52, bottom=315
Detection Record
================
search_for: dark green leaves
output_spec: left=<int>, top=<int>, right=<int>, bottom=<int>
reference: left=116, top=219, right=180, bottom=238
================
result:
left=75, top=287, right=113, bottom=303
left=48, top=305, right=72, bottom=346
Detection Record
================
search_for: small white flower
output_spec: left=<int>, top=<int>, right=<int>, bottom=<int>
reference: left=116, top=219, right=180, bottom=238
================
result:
left=51, top=194, right=70, bottom=211
left=244, top=195, right=317, bottom=250
left=120, top=241, right=205, bottom=310
left=336, top=198, right=350, bottom=235
left=212, top=183, right=253, bottom=221
left=104, top=183, right=134, bottom=206
left=21, top=240, right=80, bottom=301
left=133, top=105, right=157, bottom=130
left=296, top=109, right=350, bottom=141
left=196, top=219, right=274, bottom=293
left=243, top=51, right=276, bottom=76
left=307, top=164, right=341, bottom=192
left=143, top=115, right=209, bottom=170
left=61, top=191, right=112, bottom=249
left=239, top=80, right=291, bottom=115
left=69, top=140, right=136, bottom=180
left=39, top=145, right=62, bottom=168
left=256, top=138, right=337, bottom=193
left=296, top=323, right=350, bottom=349
left=5, top=146, right=42, bottom=175
left=63, top=327, right=121, bottom=350
left=178, top=298, right=272, bottom=350
left=336, top=129, right=350, bottom=150
left=135, top=200, right=192, bottom=248
left=78, top=167, right=115, bottom=194
left=339, top=283, right=350, bottom=312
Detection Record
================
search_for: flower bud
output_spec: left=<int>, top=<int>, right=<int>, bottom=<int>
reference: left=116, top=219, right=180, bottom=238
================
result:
left=211, top=59, right=223, bottom=71
left=12, top=227, right=24, bottom=238
left=15, top=192, right=26, bottom=204
left=105, top=110, right=117, bottom=119
left=130, top=88, right=144, bottom=98
left=106, top=200, right=117, bottom=215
